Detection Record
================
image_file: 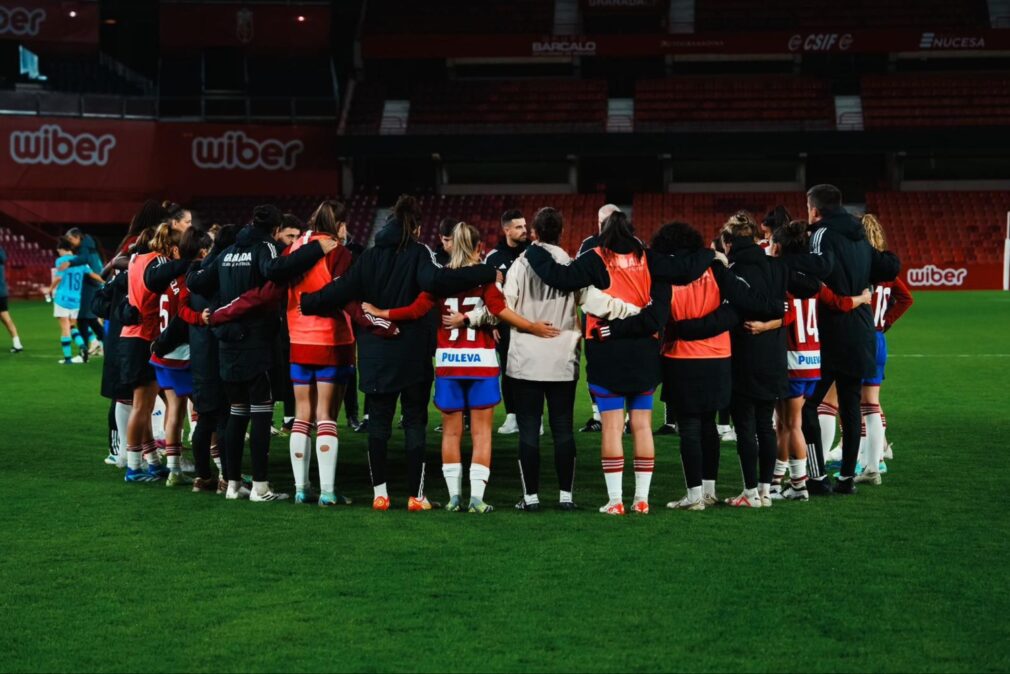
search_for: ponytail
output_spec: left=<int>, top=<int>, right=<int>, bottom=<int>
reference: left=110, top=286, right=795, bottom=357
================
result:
left=149, top=222, right=182, bottom=257
left=861, top=213, right=887, bottom=252
left=599, top=211, right=643, bottom=259
left=308, top=199, right=347, bottom=237
left=393, top=194, right=421, bottom=251
left=448, top=222, right=481, bottom=269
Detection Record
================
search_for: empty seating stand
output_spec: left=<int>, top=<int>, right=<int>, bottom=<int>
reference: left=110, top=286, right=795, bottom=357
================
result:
left=695, top=0, right=989, bottom=31
left=633, top=192, right=808, bottom=245
left=862, top=74, right=1010, bottom=129
left=866, top=191, right=1010, bottom=266
left=364, top=0, right=553, bottom=34
left=190, top=194, right=378, bottom=247
left=408, top=80, right=608, bottom=135
left=635, top=76, right=834, bottom=132
left=0, top=227, right=55, bottom=297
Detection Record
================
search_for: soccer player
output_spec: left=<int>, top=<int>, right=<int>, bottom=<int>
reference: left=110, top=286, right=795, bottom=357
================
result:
left=0, top=244, right=24, bottom=353
left=578, top=203, right=621, bottom=433
left=49, top=237, right=102, bottom=365
left=120, top=224, right=192, bottom=482
left=365, top=222, right=557, bottom=513
left=188, top=205, right=333, bottom=501
left=300, top=195, right=496, bottom=512
left=59, top=228, right=105, bottom=359
left=524, top=211, right=716, bottom=515
left=484, top=209, right=529, bottom=435
left=855, top=214, right=913, bottom=485
left=801, top=185, right=900, bottom=495
left=283, top=202, right=355, bottom=506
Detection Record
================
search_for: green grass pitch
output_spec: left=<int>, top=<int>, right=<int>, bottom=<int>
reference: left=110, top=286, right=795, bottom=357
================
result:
left=1, top=292, right=1008, bottom=673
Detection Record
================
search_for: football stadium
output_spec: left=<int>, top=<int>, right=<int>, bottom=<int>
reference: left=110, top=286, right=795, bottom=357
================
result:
left=1, top=1, right=1009, bottom=672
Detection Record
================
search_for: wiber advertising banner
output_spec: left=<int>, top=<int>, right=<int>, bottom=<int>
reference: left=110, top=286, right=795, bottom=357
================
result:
left=903, top=263, right=1003, bottom=290
left=0, top=0, right=98, bottom=47
left=1, top=117, right=339, bottom=197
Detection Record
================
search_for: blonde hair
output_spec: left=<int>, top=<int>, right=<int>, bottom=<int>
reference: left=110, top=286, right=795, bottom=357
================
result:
left=862, top=213, right=887, bottom=251
left=149, top=221, right=183, bottom=256
left=721, top=210, right=758, bottom=242
left=448, top=222, right=482, bottom=269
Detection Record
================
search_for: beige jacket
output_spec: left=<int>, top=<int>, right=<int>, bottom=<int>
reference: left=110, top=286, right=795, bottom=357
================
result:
left=470, top=242, right=639, bottom=382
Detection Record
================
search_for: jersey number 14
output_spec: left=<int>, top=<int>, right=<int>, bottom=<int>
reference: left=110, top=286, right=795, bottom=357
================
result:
left=793, top=298, right=819, bottom=344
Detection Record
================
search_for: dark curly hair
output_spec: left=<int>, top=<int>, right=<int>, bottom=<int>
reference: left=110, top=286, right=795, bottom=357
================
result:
left=651, top=221, right=704, bottom=255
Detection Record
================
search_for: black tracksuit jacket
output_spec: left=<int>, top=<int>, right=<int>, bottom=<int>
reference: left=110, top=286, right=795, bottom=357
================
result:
left=187, top=225, right=325, bottom=382
left=807, top=209, right=901, bottom=379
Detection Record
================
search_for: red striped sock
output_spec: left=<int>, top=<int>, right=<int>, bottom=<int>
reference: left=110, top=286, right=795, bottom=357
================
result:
left=817, top=402, right=838, bottom=417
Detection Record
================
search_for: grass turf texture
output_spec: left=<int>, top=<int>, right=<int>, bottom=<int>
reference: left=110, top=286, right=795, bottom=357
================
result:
left=1, top=292, right=1008, bottom=673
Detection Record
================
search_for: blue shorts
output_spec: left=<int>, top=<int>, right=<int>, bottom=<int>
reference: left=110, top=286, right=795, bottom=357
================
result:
left=290, top=362, right=355, bottom=386
left=152, top=364, right=194, bottom=397
left=863, top=332, right=887, bottom=386
left=787, top=379, right=818, bottom=399
left=434, top=376, right=501, bottom=413
left=588, top=383, right=654, bottom=413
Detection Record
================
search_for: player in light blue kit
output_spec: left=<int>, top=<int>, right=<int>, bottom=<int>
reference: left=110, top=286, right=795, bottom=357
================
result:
left=48, top=237, right=103, bottom=365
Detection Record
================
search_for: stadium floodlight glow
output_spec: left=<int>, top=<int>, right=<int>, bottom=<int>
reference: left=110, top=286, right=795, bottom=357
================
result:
left=68, top=10, right=77, bottom=18
left=297, top=15, right=306, bottom=22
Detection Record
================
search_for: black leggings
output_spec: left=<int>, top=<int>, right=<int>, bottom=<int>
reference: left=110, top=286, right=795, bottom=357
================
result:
left=677, top=411, right=720, bottom=488
left=803, top=372, right=863, bottom=479
left=731, top=393, right=777, bottom=489
left=512, top=379, right=577, bottom=496
left=78, top=317, right=105, bottom=346
left=367, top=380, right=431, bottom=498
left=224, top=372, right=273, bottom=482
left=192, top=406, right=229, bottom=481
left=344, top=369, right=359, bottom=417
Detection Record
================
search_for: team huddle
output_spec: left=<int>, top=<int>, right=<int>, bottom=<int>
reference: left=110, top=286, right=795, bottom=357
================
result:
left=60, top=183, right=911, bottom=514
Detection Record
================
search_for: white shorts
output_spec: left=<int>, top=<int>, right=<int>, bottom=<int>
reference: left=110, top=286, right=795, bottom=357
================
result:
left=53, top=304, right=79, bottom=319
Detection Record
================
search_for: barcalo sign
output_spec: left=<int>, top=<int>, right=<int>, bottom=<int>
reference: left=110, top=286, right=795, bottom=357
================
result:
left=0, top=5, right=46, bottom=37
left=191, top=131, right=304, bottom=171
left=9, top=124, right=117, bottom=166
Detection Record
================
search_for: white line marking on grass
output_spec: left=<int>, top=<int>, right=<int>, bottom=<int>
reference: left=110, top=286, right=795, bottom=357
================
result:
left=891, top=354, right=1010, bottom=358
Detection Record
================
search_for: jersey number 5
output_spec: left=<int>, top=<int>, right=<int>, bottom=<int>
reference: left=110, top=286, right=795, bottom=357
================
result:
left=159, top=294, right=171, bottom=332
left=444, top=297, right=482, bottom=341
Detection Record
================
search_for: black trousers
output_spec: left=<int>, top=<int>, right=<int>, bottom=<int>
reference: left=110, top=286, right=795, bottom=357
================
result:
left=677, top=411, right=720, bottom=488
left=344, top=369, right=359, bottom=417
left=107, top=399, right=118, bottom=456
left=513, top=379, right=577, bottom=496
left=731, top=393, right=777, bottom=489
left=224, top=372, right=272, bottom=482
left=496, top=331, right=515, bottom=414
left=803, top=371, right=863, bottom=479
left=192, top=405, right=229, bottom=481
left=718, top=408, right=731, bottom=426
left=367, top=379, right=431, bottom=498
left=78, top=317, right=105, bottom=346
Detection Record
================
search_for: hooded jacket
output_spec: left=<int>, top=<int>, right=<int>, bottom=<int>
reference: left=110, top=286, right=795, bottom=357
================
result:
left=300, top=217, right=496, bottom=394
left=807, top=209, right=901, bottom=378
left=187, top=224, right=325, bottom=381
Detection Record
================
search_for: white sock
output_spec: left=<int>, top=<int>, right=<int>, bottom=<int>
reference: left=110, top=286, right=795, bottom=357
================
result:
left=315, top=421, right=338, bottom=494
left=252, top=480, right=270, bottom=496
left=858, top=433, right=867, bottom=467
left=469, top=463, right=490, bottom=502
left=687, top=485, right=703, bottom=502
left=744, top=487, right=759, bottom=501
left=289, top=420, right=312, bottom=491
left=592, top=403, right=601, bottom=422
left=819, top=413, right=836, bottom=454
left=702, top=479, right=716, bottom=498
left=228, top=480, right=242, bottom=493
left=12, top=336, right=23, bottom=349
left=115, top=402, right=131, bottom=462
left=151, top=396, right=166, bottom=441
left=212, top=451, right=223, bottom=476
left=442, top=462, right=462, bottom=499
left=789, top=459, right=808, bottom=487
left=773, top=459, right=789, bottom=479
left=127, top=446, right=142, bottom=470
left=633, top=457, right=654, bottom=502
left=524, top=492, right=540, bottom=505
left=864, top=407, right=884, bottom=472
left=559, top=490, right=572, bottom=504
left=758, top=482, right=771, bottom=498
left=167, top=455, right=180, bottom=473
left=602, top=456, right=623, bottom=502
left=373, top=482, right=388, bottom=499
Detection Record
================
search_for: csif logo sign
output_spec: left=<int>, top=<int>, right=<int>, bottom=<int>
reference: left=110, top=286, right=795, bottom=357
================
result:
left=0, top=5, right=46, bottom=37
left=907, top=265, right=967, bottom=287
left=9, top=124, right=117, bottom=166
left=787, top=33, right=853, bottom=52
left=191, top=131, right=304, bottom=171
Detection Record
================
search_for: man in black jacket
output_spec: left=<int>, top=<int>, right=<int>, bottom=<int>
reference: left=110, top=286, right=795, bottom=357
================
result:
left=300, top=195, right=495, bottom=511
left=188, top=205, right=336, bottom=502
left=801, top=185, right=900, bottom=495
left=484, top=209, right=528, bottom=434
